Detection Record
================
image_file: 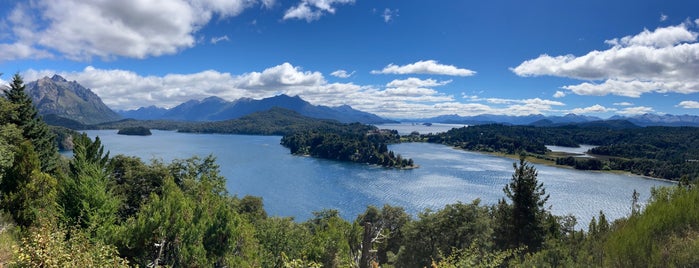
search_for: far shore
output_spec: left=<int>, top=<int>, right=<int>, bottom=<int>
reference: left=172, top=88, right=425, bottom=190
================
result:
left=440, top=144, right=678, bottom=184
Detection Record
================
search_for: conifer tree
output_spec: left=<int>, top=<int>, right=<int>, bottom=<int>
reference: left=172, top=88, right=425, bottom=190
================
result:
left=2, top=73, right=58, bottom=173
left=495, top=157, right=550, bottom=252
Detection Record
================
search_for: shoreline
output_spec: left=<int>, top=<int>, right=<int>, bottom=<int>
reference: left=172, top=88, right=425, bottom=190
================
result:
left=445, top=145, right=678, bottom=184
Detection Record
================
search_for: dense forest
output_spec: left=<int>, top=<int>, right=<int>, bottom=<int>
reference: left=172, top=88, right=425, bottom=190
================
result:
left=4, top=74, right=699, bottom=266
left=117, top=126, right=152, bottom=136
left=426, top=124, right=699, bottom=181
left=281, top=124, right=414, bottom=168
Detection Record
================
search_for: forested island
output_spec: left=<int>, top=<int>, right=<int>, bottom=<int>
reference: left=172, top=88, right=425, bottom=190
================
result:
left=425, top=124, right=699, bottom=181
left=3, top=73, right=699, bottom=267
left=117, top=126, right=152, bottom=136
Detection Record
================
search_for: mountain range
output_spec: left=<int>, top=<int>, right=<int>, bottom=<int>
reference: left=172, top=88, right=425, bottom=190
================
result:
left=19, top=75, right=699, bottom=128
left=24, top=75, right=394, bottom=125
left=414, top=113, right=699, bottom=127
left=118, top=94, right=395, bottom=124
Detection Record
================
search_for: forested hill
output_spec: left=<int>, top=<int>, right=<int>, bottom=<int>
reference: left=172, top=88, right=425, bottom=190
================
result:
left=177, top=107, right=348, bottom=135
left=426, top=124, right=699, bottom=180
left=177, top=108, right=414, bottom=168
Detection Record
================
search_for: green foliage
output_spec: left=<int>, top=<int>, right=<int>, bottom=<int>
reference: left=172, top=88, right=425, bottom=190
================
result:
left=108, top=155, right=167, bottom=220
left=396, top=200, right=493, bottom=267
left=10, top=220, right=129, bottom=267
left=118, top=158, right=260, bottom=267
left=236, top=195, right=268, bottom=222
left=2, top=73, right=59, bottom=173
left=0, top=209, right=19, bottom=265
left=0, top=140, right=59, bottom=227
left=60, top=133, right=120, bottom=242
left=255, top=217, right=312, bottom=267
left=302, top=209, right=354, bottom=267
left=355, top=205, right=410, bottom=266
left=282, top=124, right=413, bottom=168
left=433, top=240, right=523, bottom=268
left=604, top=186, right=699, bottom=267
left=494, top=157, right=550, bottom=252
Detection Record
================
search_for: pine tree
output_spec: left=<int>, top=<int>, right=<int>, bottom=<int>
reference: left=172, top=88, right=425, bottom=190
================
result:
left=495, top=157, right=550, bottom=252
left=3, top=73, right=58, bottom=173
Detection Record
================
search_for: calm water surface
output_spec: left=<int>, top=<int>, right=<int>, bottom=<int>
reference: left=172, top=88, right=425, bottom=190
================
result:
left=83, top=130, right=672, bottom=227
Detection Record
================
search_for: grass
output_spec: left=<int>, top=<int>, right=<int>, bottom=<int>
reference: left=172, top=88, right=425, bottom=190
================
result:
left=0, top=214, right=17, bottom=266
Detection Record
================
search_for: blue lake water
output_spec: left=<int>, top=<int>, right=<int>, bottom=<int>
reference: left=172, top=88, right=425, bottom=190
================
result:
left=82, top=130, right=673, bottom=228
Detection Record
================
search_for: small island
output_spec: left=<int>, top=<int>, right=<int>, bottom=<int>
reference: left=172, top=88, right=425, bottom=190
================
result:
left=117, top=126, right=152, bottom=136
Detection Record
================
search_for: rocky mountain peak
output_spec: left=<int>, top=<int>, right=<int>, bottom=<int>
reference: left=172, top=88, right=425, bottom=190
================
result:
left=26, top=75, right=121, bottom=125
left=51, top=74, right=68, bottom=82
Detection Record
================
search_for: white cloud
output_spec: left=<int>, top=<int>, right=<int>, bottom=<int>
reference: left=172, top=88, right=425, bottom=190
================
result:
left=330, top=69, right=354, bottom=78
left=372, top=60, right=476, bottom=76
left=553, top=91, right=566, bottom=98
left=232, top=62, right=325, bottom=90
left=677, top=100, right=699, bottom=109
left=613, top=102, right=634, bottom=106
left=618, top=106, right=655, bottom=115
left=0, top=0, right=269, bottom=61
left=605, top=24, right=697, bottom=48
left=660, top=13, right=668, bottom=22
left=0, top=43, right=53, bottom=61
left=386, top=77, right=451, bottom=88
left=382, top=8, right=398, bottom=23
left=210, top=35, right=230, bottom=44
left=19, top=63, right=572, bottom=119
left=478, top=97, right=564, bottom=107
left=283, top=0, right=354, bottom=22
left=513, top=22, right=699, bottom=98
left=571, top=104, right=615, bottom=114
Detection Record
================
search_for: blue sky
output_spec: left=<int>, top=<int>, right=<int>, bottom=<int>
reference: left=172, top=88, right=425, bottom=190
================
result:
left=1, top=0, right=699, bottom=119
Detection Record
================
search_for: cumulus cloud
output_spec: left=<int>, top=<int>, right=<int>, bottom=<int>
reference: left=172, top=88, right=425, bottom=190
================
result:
left=613, top=102, right=634, bottom=106
left=386, top=77, right=451, bottom=88
left=463, top=96, right=565, bottom=115
left=382, top=8, right=398, bottom=23
left=553, top=91, right=566, bottom=98
left=20, top=63, right=456, bottom=118
left=677, top=100, right=699, bottom=108
left=570, top=104, right=615, bottom=114
left=330, top=69, right=354, bottom=78
left=283, top=0, right=354, bottom=22
left=372, top=60, right=476, bottom=76
left=19, top=62, right=570, bottom=118
left=512, top=22, right=699, bottom=98
left=618, top=106, right=655, bottom=115
left=0, top=0, right=270, bottom=61
left=210, top=35, right=230, bottom=44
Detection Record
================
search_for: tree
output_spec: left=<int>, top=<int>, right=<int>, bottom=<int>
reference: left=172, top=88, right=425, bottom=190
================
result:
left=495, top=157, right=550, bottom=252
left=396, top=200, right=493, bottom=267
left=1, top=140, right=58, bottom=227
left=60, top=133, right=120, bottom=241
left=2, top=73, right=58, bottom=173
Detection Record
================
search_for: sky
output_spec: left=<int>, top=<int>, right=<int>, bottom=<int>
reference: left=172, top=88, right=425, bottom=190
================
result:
left=1, top=0, right=699, bottom=119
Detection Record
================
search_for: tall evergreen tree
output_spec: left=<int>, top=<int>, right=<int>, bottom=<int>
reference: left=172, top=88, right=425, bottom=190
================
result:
left=495, top=157, right=550, bottom=252
left=2, top=73, right=58, bottom=173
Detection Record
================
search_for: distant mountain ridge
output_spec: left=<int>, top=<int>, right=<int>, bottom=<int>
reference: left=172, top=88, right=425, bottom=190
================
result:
left=414, top=113, right=699, bottom=127
left=119, top=94, right=395, bottom=124
left=414, top=113, right=602, bottom=126
left=25, top=75, right=122, bottom=124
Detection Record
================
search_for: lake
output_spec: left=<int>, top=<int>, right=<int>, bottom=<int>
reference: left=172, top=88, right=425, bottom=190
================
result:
left=81, top=130, right=673, bottom=228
